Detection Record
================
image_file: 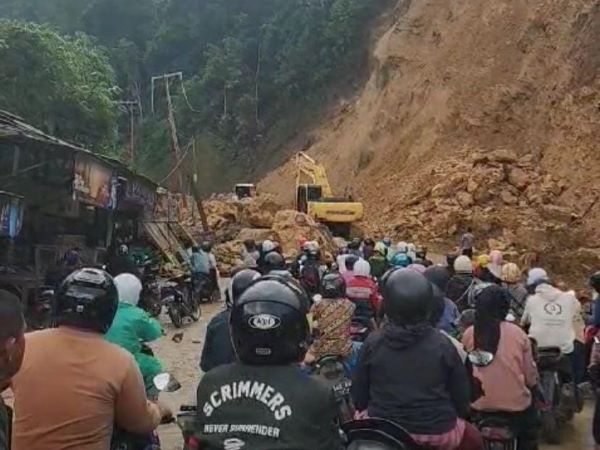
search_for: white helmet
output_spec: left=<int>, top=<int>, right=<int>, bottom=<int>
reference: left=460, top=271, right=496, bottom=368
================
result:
left=306, top=241, right=320, bottom=254
left=262, top=240, right=276, bottom=253
left=354, top=258, right=371, bottom=277
left=114, top=273, right=143, bottom=306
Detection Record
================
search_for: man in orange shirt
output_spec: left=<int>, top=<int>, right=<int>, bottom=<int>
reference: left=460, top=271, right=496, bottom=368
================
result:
left=11, top=268, right=169, bottom=450
left=0, top=290, right=26, bottom=450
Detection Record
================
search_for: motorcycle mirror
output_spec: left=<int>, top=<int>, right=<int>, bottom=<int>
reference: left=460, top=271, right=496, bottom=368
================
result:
left=468, top=350, right=495, bottom=367
left=153, top=373, right=182, bottom=392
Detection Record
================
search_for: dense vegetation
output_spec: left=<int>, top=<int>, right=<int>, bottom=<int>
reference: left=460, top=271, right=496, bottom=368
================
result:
left=0, top=0, right=392, bottom=191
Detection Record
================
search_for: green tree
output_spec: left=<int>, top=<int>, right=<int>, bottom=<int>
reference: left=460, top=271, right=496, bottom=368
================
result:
left=0, top=20, right=118, bottom=148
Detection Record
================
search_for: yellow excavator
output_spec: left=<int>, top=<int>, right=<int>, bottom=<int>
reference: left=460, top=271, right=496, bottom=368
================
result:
left=294, top=152, right=363, bottom=236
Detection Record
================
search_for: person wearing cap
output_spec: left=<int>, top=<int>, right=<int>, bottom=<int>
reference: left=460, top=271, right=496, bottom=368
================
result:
left=446, top=255, right=475, bottom=311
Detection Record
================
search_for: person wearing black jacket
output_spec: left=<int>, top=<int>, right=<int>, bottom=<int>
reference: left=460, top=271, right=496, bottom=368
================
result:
left=194, top=277, right=342, bottom=450
left=199, top=269, right=260, bottom=372
left=352, top=269, right=484, bottom=450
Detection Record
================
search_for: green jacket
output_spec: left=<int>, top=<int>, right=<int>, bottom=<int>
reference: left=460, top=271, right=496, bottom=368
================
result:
left=105, top=302, right=163, bottom=384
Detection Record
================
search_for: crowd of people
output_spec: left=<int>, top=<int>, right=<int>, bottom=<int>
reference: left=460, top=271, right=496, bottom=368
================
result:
left=2, top=230, right=600, bottom=450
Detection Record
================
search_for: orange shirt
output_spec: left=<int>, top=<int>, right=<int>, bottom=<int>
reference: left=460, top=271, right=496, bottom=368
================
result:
left=11, top=327, right=161, bottom=450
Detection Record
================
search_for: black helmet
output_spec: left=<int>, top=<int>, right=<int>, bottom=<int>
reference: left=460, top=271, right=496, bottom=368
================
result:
left=424, top=266, right=451, bottom=291
left=264, top=251, right=285, bottom=272
left=345, top=255, right=359, bottom=272
left=348, top=238, right=361, bottom=250
left=446, top=253, right=458, bottom=269
left=227, top=268, right=261, bottom=307
left=320, top=272, right=346, bottom=299
left=230, top=278, right=310, bottom=365
left=55, top=268, right=118, bottom=333
left=201, top=241, right=212, bottom=252
left=590, top=272, right=600, bottom=292
left=429, top=284, right=446, bottom=326
left=382, top=269, right=433, bottom=325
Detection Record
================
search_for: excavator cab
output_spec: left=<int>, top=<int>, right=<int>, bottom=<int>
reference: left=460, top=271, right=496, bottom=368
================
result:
left=296, top=184, right=323, bottom=213
left=234, top=183, right=256, bottom=200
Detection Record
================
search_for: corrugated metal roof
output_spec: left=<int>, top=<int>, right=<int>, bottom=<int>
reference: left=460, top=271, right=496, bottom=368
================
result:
left=0, top=110, right=158, bottom=187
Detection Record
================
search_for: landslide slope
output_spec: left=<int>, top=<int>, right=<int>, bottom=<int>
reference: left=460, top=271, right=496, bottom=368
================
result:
left=260, top=0, right=600, bottom=282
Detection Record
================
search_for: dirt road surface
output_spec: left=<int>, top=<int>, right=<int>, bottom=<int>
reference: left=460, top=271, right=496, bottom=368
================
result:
left=152, top=297, right=596, bottom=450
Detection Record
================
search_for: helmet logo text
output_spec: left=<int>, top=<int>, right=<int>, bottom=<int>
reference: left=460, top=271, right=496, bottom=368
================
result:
left=248, top=314, right=281, bottom=330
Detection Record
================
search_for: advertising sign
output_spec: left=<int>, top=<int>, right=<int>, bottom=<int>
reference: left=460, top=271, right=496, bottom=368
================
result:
left=73, top=155, right=116, bottom=209
left=0, top=193, right=24, bottom=238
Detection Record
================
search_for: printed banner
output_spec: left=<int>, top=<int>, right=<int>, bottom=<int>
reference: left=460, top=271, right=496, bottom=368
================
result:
left=73, top=155, right=116, bottom=209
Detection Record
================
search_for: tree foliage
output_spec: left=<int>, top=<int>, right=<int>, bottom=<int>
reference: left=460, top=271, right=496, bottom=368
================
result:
left=0, top=0, right=392, bottom=186
left=0, top=20, right=117, bottom=148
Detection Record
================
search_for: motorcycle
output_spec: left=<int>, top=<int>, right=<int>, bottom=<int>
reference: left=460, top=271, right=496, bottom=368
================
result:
left=139, top=264, right=163, bottom=318
left=536, top=346, right=578, bottom=444
left=467, top=350, right=517, bottom=450
left=342, top=418, right=423, bottom=449
left=28, top=286, right=55, bottom=330
left=176, top=405, right=197, bottom=450
left=350, top=316, right=372, bottom=343
left=111, top=373, right=180, bottom=450
left=161, top=275, right=200, bottom=328
left=471, top=414, right=516, bottom=450
left=312, top=355, right=354, bottom=423
left=193, top=270, right=221, bottom=304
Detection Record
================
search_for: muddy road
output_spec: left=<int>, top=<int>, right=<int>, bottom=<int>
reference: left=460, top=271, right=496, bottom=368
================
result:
left=153, top=298, right=596, bottom=450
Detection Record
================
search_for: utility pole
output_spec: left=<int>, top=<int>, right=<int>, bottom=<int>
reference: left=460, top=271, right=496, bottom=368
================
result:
left=191, top=139, right=209, bottom=232
left=118, top=100, right=140, bottom=164
left=151, top=72, right=209, bottom=233
left=151, top=73, right=184, bottom=193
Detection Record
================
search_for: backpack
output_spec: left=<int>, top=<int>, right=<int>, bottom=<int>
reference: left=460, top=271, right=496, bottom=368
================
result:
left=460, top=279, right=494, bottom=308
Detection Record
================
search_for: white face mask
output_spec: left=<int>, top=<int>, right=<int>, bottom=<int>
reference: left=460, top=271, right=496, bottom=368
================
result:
left=592, top=289, right=599, bottom=299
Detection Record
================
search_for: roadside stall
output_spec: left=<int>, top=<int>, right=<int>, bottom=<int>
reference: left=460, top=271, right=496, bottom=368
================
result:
left=0, top=111, right=163, bottom=312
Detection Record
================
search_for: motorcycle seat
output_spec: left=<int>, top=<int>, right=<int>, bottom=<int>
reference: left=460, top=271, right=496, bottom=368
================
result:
left=342, top=418, right=422, bottom=450
left=537, top=347, right=563, bottom=367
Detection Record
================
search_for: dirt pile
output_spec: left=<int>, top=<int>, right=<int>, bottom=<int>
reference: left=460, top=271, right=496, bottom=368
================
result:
left=367, top=148, right=600, bottom=277
left=259, top=0, right=600, bottom=284
left=181, top=195, right=337, bottom=275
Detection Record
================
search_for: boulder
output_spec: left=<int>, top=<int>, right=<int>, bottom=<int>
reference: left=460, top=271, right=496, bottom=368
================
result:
left=538, top=205, right=575, bottom=223
left=244, top=208, right=275, bottom=228
left=213, top=240, right=244, bottom=275
left=237, top=228, right=279, bottom=243
left=489, top=149, right=518, bottom=164
left=456, top=191, right=474, bottom=208
left=508, top=167, right=529, bottom=190
left=467, top=177, right=479, bottom=193
left=271, top=210, right=337, bottom=257
left=431, top=183, right=453, bottom=198
left=488, top=238, right=508, bottom=251
left=500, top=190, right=518, bottom=205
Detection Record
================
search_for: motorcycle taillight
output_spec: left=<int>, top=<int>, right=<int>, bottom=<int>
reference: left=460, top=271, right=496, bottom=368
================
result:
left=186, top=436, right=201, bottom=449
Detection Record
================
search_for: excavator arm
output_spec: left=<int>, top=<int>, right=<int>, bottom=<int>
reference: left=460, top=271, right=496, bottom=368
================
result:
left=294, top=152, right=334, bottom=198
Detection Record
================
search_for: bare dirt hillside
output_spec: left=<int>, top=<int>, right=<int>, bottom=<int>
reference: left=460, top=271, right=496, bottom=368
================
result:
left=260, top=0, right=600, bottom=283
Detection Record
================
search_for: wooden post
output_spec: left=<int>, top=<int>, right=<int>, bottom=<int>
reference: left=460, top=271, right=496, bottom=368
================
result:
left=191, top=139, right=209, bottom=232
